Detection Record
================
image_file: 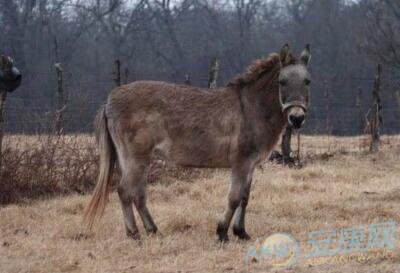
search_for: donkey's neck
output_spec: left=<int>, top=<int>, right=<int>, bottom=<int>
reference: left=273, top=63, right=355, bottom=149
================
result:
left=240, top=69, right=283, bottom=121
left=237, top=71, right=286, bottom=156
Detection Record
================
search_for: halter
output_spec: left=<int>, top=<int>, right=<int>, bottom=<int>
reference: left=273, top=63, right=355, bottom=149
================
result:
left=281, top=100, right=307, bottom=113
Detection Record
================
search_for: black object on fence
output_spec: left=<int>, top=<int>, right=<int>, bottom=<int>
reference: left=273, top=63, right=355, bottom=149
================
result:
left=0, top=56, right=21, bottom=93
left=0, top=55, right=22, bottom=168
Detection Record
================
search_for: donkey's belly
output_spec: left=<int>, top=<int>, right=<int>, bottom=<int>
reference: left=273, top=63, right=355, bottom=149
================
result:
left=153, top=136, right=232, bottom=168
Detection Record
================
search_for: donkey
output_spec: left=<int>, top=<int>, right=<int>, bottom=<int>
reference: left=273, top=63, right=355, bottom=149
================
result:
left=84, top=44, right=311, bottom=242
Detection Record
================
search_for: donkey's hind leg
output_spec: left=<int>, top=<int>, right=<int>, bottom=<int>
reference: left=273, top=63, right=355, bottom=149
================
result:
left=118, top=159, right=158, bottom=238
left=117, top=167, right=140, bottom=239
left=132, top=164, right=158, bottom=235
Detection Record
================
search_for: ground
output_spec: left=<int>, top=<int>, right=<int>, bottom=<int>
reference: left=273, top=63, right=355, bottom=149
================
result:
left=0, top=135, right=400, bottom=273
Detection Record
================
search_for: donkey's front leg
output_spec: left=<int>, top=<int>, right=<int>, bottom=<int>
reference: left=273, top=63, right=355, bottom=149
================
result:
left=217, top=161, right=255, bottom=242
left=232, top=175, right=253, bottom=240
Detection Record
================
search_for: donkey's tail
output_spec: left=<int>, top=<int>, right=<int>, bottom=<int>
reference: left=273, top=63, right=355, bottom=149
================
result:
left=83, top=105, right=116, bottom=230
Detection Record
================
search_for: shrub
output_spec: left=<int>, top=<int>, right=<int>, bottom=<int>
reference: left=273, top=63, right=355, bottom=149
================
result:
left=0, top=134, right=98, bottom=204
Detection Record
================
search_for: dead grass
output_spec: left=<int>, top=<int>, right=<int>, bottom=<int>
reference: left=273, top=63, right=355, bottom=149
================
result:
left=0, top=134, right=98, bottom=204
left=0, top=135, right=400, bottom=272
left=0, top=134, right=210, bottom=205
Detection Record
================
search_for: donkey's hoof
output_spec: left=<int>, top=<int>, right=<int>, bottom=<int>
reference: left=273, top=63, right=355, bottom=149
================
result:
left=126, top=230, right=140, bottom=240
left=147, top=230, right=164, bottom=239
left=145, top=227, right=158, bottom=235
left=233, top=227, right=251, bottom=241
left=217, top=233, right=229, bottom=243
left=217, top=224, right=229, bottom=243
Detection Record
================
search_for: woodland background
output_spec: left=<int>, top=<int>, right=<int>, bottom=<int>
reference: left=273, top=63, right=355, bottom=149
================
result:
left=1, top=0, right=399, bottom=134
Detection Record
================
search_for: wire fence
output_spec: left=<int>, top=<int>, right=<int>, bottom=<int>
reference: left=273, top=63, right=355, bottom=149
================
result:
left=2, top=64, right=400, bottom=156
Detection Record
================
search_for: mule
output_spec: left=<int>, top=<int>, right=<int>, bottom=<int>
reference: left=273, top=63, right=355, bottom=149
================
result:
left=84, top=44, right=312, bottom=242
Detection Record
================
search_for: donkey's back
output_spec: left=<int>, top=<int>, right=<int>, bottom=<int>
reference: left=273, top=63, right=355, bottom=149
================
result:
left=106, top=80, right=241, bottom=168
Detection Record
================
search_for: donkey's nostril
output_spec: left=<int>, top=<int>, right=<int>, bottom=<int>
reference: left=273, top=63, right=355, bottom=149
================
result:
left=288, top=114, right=305, bottom=129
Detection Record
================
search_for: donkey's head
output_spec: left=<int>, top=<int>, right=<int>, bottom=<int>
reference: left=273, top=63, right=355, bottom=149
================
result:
left=0, top=55, right=22, bottom=93
left=278, top=44, right=311, bottom=129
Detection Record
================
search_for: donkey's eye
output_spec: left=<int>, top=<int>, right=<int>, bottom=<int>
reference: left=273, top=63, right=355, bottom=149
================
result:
left=279, top=79, right=287, bottom=86
left=305, top=78, right=311, bottom=85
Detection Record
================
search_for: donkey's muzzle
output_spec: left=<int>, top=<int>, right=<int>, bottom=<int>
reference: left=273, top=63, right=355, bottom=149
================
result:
left=284, top=101, right=307, bottom=129
left=0, top=67, right=21, bottom=92
left=288, top=113, right=305, bottom=129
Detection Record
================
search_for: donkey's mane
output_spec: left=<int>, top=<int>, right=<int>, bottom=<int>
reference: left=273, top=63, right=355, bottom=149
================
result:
left=227, top=53, right=296, bottom=87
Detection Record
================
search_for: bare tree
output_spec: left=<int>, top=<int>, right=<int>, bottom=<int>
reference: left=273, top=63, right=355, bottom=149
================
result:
left=0, top=0, right=398, bottom=135
left=232, top=0, right=262, bottom=67
left=362, top=0, right=400, bottom=69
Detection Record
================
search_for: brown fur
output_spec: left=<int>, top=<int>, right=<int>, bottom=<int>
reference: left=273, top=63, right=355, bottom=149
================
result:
left=84, top=45, right=312, bottom=242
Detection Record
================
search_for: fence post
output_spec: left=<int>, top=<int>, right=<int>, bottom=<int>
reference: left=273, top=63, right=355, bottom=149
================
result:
left=184, top=74, right=191, bottom=85
left=281, top=125, right=292, bottom=165
left=54, top=63, right=66, bottom=134
left=0, top=56, right=21, bottom=167
left=324, top=79, right=331, bottom=134
left=0, top=89, right=6, bottom=168
left=113, top=59, right=121, bottom=87
left=296, top=130, right=301, bottom=165
left=370, top=64, right=382, bottom=152
left=356, top=87, right=363, bottom=133
left=208, top=57, right=219, bottom=89
left=123, top=67, right=129, bottom=85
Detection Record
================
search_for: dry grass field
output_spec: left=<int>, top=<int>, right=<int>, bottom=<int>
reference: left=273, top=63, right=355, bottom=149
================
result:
left=1, top=135, right=400, bottom=273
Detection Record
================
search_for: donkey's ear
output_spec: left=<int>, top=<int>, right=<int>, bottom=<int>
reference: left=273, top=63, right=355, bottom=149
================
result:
left=280, top=44, right=290, bottom=65
left=300, top=44, right=311, bottom=66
